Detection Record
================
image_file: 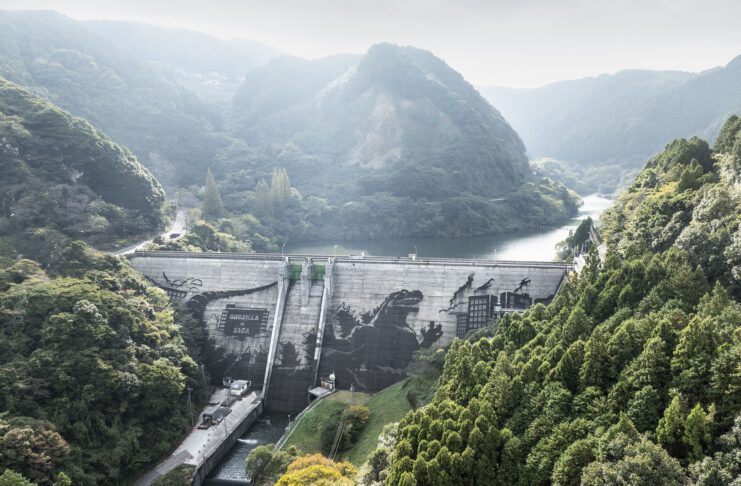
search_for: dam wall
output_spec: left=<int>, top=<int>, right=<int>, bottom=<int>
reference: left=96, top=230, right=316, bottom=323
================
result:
left=129, top=252, right=570, bottom=413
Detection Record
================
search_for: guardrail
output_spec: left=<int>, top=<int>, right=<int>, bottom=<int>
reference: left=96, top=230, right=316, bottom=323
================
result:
left=127, top=250, right=573, bottom=270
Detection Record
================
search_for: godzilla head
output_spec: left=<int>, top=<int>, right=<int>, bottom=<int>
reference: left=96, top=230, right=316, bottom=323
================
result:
left=385, top=289, right=423, bottom=311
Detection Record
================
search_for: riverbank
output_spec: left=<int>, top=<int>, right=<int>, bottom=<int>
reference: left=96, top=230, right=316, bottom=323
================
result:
left=286, top=195, right=612, bottom=261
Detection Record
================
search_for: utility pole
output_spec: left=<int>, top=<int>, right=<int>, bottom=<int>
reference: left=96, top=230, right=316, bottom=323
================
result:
left=186, top=386, right=194, bottom=427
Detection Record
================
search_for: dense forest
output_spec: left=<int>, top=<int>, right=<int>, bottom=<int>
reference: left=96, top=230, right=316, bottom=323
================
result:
left=372, top=116, right=741, bottom=485
left=0, top=243, right=206, bottom=484
left=482, top=57, right=741, bottom=194
left=0, top=10, right=232, bottom=187
left=0, top=77, right=165, bottom=264
left=0, top=76, right=204, bottom=484
left=0, top=10, right=580, bottom=244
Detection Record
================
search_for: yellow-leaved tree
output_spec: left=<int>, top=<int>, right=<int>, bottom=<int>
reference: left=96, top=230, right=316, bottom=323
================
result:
left=275, top=453, right=356, bottom=486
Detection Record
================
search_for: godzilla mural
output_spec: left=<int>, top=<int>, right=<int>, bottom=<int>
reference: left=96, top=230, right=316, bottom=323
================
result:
left=318, top=289, right=444, bottom=392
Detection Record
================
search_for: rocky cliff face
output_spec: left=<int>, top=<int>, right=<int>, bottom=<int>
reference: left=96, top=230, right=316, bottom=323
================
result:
left=232, top=43, right=529, bottom=200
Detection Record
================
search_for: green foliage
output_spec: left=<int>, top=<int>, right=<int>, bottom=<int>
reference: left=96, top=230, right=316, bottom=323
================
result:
left=202, top=168, right=224, bottom=220
left=556, top=217, right=593, bottom=261
left=275, top=453, right=357, bottom=486
left=601, top=117, right=741, bottom=297
left=149, top=220, right=251, bottom=253
left=0, top=470, right=34, bottom=486
left=320, top=405, right=371, bottom=454
left=245, top=444, right=301, bottom=485
left=0, top=242, right=203, bottom=484
left=689, top=414, right=741, bottom=486
left=580, top=433, right=689, bottom=485
left=0, top=10, right=234, bottom=186
left=0, top=78, right=165, bottom=257
left=382, top=119, right=741, bottom=485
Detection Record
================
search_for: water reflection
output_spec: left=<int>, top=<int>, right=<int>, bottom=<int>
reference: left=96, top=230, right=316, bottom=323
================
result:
left=286, top=194, right=613, bottom=262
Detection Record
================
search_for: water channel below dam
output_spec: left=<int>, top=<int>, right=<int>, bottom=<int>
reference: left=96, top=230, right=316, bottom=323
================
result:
left=207, top=194, right=612, bottom=482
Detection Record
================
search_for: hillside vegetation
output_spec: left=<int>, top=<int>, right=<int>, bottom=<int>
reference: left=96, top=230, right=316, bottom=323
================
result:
left=0, top=75, right=203, bottom=484
left=483, top=57, right=741, bottom=193
left=0, top=10, right=232, bottom=186
left=376, top=116, right=741, bottom=485
left=0, top=77, right=165, bottom=264
left=0, top=243, right=206, bottom=485
left=1, top=11, right=580, bottom=242
left=217, top=44, right=580, bottom=241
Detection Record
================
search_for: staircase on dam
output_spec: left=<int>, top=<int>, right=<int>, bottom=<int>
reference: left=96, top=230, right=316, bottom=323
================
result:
left=265, top=268, right=326, bottom=412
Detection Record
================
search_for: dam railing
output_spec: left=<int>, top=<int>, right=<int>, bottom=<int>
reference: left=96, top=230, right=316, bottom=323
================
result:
left=127, top=250, right=574, bottom=271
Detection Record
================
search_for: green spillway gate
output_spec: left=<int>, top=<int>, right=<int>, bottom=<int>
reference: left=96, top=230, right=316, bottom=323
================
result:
left=289, top=264, right=302, bottom=280
left=312, top=265, right=325, bottom=281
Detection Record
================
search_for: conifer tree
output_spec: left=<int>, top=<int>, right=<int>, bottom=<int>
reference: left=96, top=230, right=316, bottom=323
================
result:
left=657, top=394, right=687, bottom=459
left=253, top=179, right=272, bottom=217
left=202, top=168, right=224, bottom=220
left=270, top=168, right=292, bottom=209
left=683, top=403, right=714, bottom=462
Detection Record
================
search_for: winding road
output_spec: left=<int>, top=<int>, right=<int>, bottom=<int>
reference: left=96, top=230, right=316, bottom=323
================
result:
left=112, top=207, right=188, bottom=256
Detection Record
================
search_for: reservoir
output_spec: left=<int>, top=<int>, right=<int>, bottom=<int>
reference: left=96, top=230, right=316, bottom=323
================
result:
left=286, top=194, right=613, bottom=261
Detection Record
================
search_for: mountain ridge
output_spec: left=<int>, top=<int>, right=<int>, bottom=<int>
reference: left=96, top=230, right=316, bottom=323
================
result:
left=481, top=55, right=741, bottom=193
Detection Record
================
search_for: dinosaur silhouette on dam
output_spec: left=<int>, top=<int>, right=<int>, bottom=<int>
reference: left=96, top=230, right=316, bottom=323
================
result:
left=128, top=252, right=571, bottom=413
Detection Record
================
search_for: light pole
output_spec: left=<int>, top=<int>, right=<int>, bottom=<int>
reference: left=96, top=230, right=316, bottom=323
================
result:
left=333, top=244, right=337, bottom=258
left=186, top=386, right=194, bottom=427
left=281, top=242, right=286, bottom=257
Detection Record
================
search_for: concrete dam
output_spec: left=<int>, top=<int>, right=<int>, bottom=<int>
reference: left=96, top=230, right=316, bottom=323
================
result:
left=128, top=252, right=571, bottom=413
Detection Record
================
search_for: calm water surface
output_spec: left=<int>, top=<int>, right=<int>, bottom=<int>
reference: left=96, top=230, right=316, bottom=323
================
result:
left=207, top=413, right=290, bottom=482
left=286, top=194, right=613, bottom=261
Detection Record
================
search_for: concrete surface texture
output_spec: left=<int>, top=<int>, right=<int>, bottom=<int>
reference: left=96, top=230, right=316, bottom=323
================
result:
left=128, top=252, right=569, bottom=411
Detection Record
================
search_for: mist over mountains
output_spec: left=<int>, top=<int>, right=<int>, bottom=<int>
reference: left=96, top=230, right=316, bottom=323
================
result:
left=232, top=43, right=530, bottom=200
left=482, top=55, right=741, bottom=193
left=0, top=9, right=579, bottom=242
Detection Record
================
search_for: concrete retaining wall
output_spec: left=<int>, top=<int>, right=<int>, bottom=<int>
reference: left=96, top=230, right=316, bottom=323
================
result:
left=191, top=401, right=263, bottom=486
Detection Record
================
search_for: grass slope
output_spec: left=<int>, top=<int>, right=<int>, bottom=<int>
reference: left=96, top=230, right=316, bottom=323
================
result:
left=281, top=380, right=416, bottom=466
left=282, top=391, right=370, bottom=458
left=342, top=379, right=415, bottom=466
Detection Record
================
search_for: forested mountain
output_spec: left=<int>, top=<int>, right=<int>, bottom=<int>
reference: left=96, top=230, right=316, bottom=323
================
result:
left=0, top=78, right=202, bottom=484
left=481, top=56, right=741, bottom=193
left=373, top=117, right=741, bottom=485
left=233, top=43, right=530, bottom=198
left=0, top=77, right=165, bottom=265
left=0, top=9, right=232, bottom=186
left=224, top=43, right=578, bottom=240
left=84, top=20, right=281, bottom=103
left=0, top=243, right=206, bottom=485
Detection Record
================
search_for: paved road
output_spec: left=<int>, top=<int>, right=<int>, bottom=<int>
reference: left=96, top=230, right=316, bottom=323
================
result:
left=112, top=207, right=188, bottom=256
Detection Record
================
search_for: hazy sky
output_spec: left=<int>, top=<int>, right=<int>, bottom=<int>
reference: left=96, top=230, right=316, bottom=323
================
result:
left=2, top=0, right=741, bottom=88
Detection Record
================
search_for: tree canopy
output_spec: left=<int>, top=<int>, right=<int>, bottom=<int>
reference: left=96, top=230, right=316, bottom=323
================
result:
left=379, top=116, right=741, bottom=485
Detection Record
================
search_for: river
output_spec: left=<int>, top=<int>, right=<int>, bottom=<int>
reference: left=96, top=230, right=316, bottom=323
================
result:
left=285, top=194, right=613, bottom=261
left=206, top=413, right=290, bottom=484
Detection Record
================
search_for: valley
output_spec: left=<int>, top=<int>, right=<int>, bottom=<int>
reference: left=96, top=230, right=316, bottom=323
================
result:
left=0, top=4, right=739, bottom=486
